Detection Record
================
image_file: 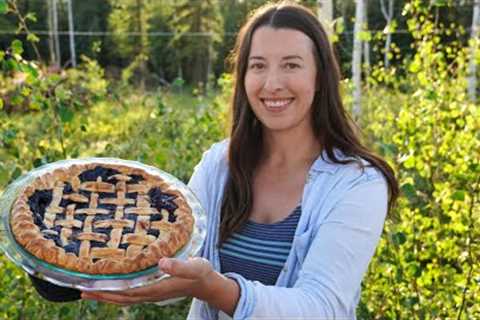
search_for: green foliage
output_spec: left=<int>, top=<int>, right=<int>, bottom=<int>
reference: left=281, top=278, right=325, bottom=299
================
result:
left=0, top=53, right=109, bottom=189
left=108, top=0, right=151, bottom=59
left=0, top=21, right=224, bottom=318
left=170, top=0, right=222, bottom=86
left=0, top=0, right=7, bottom=15
left=357, top=2, right=480, bottom=319
left=0, top=87, right=225, bottom=320
left=0, top=257, right=121, bottom=319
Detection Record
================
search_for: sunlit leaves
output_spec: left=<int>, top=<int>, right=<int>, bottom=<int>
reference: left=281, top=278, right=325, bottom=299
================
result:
left=359, top=1, right=480, bottom=318
left=0, top=0, right=7, bottom=14
left=400, top=183, right=416, bottom=200
left=26, top=33, right=39, bottom=43
left=24, top=12, right=36, bottom=22
left=391, top=232, right=407, bottom=245
left=359, top=30, right=372, bottom=42
left=11, top=40, right=23, bottom=55
left=58, top=104, right=74, bottom=123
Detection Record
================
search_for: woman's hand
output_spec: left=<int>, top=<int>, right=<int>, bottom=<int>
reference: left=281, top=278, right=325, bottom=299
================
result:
left=81, top=257, right=215, bottom=306
left=82, top=257, right=240, bottom=315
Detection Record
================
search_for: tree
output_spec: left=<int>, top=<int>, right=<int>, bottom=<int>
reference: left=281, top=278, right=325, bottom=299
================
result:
left=66, top=0, right=76, bottom=67
left=170, top=0, right=222, bottom=88
left=363, top=0, right=370, bottom=75
left=380, top=0, right=395, bottom=68
left=468, top=0, right=480, bottom=101
left=108, top=0, right=152, bottom=88
left=317, top=0, right=333, bottom=37
left=147, top=1, right=177, bottom=84
left=48, top=0, right=60, bottom=67
left=352, top=0, right=365, bottom=117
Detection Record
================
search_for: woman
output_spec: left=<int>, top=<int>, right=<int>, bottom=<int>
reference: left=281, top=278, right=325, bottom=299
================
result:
left=82, top=2, right=399, bottom=319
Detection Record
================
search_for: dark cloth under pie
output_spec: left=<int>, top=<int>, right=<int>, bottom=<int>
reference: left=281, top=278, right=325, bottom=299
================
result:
left=29, top=275, right=81, bottom=302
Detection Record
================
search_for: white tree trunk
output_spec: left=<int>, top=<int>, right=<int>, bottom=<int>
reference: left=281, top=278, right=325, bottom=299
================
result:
left=67, top=0, right=76, bottom=67
left=468, top=1, right=480, bottom=101
left=380, top=0, right=395, bottom=68
left=363, top=0, right=370, bottom=75
left=47, top=0, right=55, bottom=65
left=352, top=0, right=364, bottom=117
left=317, top=0, right=333, bottom=37
left=206, top=34, right=212, bottom=92
left=52, top=0, right=60, bottom=68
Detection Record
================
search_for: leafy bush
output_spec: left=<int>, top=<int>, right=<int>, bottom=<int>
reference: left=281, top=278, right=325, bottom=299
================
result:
left=0, top=85, right=226, bottom=319
left=357, top=3, right=479, bottom=319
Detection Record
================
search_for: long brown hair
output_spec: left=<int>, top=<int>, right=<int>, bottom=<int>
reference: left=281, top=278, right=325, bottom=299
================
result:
left=220, top=1, right=399, bottom=245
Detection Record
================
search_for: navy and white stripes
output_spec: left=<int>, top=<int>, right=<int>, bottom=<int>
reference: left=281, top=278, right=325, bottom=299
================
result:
left=220, top=206, right=301, bottom=285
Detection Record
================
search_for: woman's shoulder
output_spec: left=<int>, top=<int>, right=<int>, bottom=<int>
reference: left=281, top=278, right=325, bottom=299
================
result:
left=206, top=139, right=229, bottom=155
left=201, top=139, right=229, bottom=164
left=195, top=139, right=230, bottom=175
left=313, top=148, right=386, bottom=183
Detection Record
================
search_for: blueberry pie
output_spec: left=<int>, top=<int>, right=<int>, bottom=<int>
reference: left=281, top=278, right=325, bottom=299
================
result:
left=10, top=163, right=194, bottom=274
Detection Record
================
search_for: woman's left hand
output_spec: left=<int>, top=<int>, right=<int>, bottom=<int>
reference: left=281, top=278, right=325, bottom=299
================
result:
left=81, top=257, right=214, bottom=305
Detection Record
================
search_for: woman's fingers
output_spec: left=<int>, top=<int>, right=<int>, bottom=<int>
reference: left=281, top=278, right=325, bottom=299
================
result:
left=159, top=257, right=212, bottom=280
left=81, top=277, right=193, bottom=303
left=81, top=291, right=148, bottom=305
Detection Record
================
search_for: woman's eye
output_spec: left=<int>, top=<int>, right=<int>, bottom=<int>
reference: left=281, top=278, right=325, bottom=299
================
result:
left=249, top=63, right=265, bottom=70
left=284, top=63, right=300, bottom=70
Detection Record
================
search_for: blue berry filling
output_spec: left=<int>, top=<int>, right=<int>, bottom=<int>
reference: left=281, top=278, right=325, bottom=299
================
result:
left=27, top=190, right=53, bottom=229
left=148, top=188, right=178, bottom=222
left=78, top=167, right=121, bottom=183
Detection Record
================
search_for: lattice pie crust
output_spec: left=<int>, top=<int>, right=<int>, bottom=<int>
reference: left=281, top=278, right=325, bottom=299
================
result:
left=10, top=163, right=194, bottom=274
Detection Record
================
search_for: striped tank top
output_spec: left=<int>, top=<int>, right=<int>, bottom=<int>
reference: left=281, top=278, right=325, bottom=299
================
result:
left=219, top=206, right=301, bottom=285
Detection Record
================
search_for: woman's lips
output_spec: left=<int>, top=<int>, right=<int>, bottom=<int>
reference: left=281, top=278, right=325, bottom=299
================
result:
left=261, top=98, right=295, bottom=112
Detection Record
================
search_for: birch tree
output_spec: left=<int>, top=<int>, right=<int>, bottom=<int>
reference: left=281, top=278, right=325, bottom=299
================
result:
left=468, top=1, right=480, bottom=101
left=47, top=0, right=60, bottom=67
left=316, top=0, right=333, bottom=37
left=380, top=0, right=395, bottom=68
left=53, top=0, right=60, bottom=67
left=363, top=0, right=370, bottom=75
left=352, top=0, right=365, bottom=117
left=67, top=0, right=76, bottom=67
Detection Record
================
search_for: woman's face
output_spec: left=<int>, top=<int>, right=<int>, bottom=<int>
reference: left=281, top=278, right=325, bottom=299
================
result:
left=244, top=26, right=318, bottom=135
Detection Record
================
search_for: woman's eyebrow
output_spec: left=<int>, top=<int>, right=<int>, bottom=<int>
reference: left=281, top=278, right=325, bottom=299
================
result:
left=282, top=55, right=304, bottom=61
left=249, top=55, right=304, bottom=61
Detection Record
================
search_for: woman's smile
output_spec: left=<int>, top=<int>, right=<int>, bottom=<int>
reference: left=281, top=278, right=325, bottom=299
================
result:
left=261, top=97, right=295, bottom=113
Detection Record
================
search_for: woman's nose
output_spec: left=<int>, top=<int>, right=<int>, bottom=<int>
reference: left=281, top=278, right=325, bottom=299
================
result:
left=262, top=68, right=284, bottom=92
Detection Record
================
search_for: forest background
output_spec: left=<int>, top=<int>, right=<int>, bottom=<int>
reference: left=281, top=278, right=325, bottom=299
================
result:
left=0, top=0, right=479, bottom=319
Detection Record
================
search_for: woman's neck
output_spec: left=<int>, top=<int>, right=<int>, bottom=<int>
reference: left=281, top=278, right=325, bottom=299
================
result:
left=261, top=129, right=321, bottom=169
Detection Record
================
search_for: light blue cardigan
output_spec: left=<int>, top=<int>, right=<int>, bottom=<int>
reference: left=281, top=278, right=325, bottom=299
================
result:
left=186, top=140, right=388, bottom=320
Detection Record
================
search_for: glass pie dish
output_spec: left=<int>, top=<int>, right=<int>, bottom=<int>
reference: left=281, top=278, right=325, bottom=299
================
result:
left=0, top=158, right=206, bottom=292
